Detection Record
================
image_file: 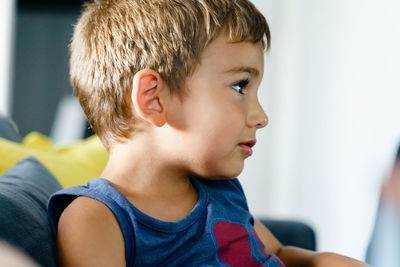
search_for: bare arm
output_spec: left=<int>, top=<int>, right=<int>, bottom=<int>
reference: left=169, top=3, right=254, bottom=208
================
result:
left=253, top=218, right=314, bottom=266
left=253, top=218, right=368, bottom=267
left=57, top=197, right=126, bottom=267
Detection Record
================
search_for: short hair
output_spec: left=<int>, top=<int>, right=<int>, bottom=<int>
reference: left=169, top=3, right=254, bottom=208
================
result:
left=70, top=0, right=271, bottom=150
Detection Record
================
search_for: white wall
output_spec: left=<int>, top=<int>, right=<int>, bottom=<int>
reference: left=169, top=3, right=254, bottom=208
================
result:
left=242, top=0, right=400, bottom=260
left=0, top=0, right=15, bottom=116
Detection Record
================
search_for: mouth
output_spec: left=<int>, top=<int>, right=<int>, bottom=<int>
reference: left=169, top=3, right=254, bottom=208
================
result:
left=238, top=140, right=256, bottom=156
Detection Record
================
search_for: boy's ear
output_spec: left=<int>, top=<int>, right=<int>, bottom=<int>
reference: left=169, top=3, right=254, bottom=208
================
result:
left=131, top=69, right=167, bottom=127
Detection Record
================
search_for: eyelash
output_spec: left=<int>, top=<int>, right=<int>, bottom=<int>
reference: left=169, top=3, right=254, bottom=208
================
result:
left=231, top=79, right=249, bottom=95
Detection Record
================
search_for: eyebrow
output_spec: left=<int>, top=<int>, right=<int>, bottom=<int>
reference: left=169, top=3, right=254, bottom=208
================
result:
left=223, top=67, right=260, bottom=77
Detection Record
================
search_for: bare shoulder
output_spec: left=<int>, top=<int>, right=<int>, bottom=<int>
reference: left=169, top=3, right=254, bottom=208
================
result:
left=57, top=196, right=125, bottom=267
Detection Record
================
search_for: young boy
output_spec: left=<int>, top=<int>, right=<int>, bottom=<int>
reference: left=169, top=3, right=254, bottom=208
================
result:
left=48, top=0, right=367, bottom=266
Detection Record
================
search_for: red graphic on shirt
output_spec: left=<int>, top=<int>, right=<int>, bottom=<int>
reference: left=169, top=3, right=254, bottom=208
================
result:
left=212, top=220, right=268, bottom=267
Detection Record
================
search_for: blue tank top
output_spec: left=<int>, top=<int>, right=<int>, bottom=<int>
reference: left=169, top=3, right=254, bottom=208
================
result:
left=48, top=177, right=285, bottom=267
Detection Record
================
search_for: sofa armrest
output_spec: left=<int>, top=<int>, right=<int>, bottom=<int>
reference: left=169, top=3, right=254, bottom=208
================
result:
left=0, top=114, right=22, bottom=142
left=260, top=218, right=316, bottom=251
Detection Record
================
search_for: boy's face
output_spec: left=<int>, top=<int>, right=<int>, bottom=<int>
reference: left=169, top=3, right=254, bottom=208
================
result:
left=164, top=32, right=268, bottom=179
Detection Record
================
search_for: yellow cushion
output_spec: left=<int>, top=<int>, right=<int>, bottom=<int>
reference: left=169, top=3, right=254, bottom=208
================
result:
left=0, top=132, right=108, bottom=188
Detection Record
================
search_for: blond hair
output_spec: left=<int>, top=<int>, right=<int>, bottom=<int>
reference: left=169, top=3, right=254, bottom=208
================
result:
left=70, top=0, right=270, bottom=150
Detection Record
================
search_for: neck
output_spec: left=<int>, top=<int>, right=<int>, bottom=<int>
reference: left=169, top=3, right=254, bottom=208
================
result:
left=100, top=137, right=199, bottom=222
left=101, top=137, right=193, bottom=200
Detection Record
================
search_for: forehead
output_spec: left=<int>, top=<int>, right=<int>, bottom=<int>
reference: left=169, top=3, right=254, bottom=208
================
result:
left=198, top=33, right=265, bottom=76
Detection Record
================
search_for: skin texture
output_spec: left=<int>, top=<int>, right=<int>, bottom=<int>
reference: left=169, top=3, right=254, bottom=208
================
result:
left=57, top=197, right=125, bottom=267
left=57, top=32, right=369, bottom=266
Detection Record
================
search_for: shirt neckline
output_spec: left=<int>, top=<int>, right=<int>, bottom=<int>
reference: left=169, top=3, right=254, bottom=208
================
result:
left=91, top=176, right=209, bottom=233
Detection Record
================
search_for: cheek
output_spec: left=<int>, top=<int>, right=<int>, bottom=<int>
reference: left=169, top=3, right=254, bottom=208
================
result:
left=194, top=93, right=243, bottom=127
left=194, top=109, right=244, bottom=155
left=179, top=91, right=245, bottom=156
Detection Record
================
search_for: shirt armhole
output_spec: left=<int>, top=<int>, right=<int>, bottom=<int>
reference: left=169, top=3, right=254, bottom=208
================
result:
left=47, top=186, right=135, bottom=266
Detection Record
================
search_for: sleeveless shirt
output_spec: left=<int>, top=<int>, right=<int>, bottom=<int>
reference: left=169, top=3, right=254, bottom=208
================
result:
left=48, top=177, right=285, bottom=267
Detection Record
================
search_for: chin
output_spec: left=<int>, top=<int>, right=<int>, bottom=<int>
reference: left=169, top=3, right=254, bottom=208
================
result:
left=228, top=162, right=245, bottom=178
left=206, top=166, right=244, bottom=180
left=192, top=159, right=244, bottom=180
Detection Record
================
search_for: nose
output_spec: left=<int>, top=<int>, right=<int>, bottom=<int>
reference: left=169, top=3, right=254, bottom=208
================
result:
left=247, top=100, right=268, bottom=129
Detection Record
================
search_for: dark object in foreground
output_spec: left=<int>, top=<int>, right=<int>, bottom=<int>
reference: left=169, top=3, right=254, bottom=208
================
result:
left=261, top=219, right=317, bottom=251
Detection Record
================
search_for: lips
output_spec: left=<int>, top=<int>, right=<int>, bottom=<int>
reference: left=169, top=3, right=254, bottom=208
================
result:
left=240, top=140, right=256, bottom=148
left=238, top=140, right=256, bottom=156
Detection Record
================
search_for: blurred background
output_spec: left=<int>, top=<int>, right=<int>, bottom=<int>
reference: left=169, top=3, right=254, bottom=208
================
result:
left=1, top=0, right=400, bottom=261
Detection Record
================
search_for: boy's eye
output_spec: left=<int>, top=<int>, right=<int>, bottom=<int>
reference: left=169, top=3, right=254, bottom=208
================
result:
left=232, top=79, right=249, bottom=95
